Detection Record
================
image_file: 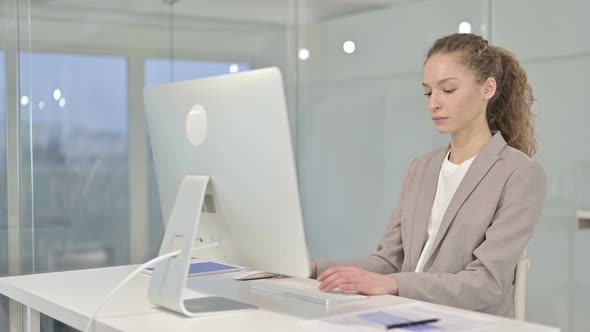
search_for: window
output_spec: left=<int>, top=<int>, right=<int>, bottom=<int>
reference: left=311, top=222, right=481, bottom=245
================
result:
left=25, top=52, right=129, bottom=272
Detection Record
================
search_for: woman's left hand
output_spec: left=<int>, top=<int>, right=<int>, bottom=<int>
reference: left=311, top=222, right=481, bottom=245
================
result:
left=317, top=266, right=399, bottom=295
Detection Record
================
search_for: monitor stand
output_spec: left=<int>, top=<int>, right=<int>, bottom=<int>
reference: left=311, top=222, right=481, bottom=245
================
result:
left=148, top=175, right=257, bottom=317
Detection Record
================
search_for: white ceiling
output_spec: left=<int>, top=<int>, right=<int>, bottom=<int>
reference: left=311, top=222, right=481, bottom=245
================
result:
left=29, top=0, right=417, bottom=25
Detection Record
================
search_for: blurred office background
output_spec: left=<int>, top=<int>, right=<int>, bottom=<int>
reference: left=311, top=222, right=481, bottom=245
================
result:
left=0, top=0, right=588, bottom=331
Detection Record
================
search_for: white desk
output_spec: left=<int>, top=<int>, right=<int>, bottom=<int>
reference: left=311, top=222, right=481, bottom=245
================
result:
left=0, top=265, right=559, bottom=332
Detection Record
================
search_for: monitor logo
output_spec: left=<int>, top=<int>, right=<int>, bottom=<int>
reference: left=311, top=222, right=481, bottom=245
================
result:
left=186, top=104, right=208, bottom=146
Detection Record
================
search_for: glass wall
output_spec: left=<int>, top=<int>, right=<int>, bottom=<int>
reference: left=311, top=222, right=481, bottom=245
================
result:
left=0, top=51, right=6, bottom=274
left=0, top=52, right=8, bottom=275
left=0, top=48, right=7, bottom=331
left=0, top=0, right=297, bottom=331
left=24, top=52, right=128, bottom=272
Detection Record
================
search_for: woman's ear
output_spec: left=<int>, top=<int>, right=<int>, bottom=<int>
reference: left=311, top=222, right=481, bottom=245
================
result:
left=482, top=77, right=497, bottom=101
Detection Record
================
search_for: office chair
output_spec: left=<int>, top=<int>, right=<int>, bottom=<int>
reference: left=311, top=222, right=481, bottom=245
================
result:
left=513, top=247, right=529, bottom=320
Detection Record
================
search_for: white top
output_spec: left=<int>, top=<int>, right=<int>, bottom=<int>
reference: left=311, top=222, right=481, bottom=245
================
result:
left=415, top=150, right=476, bottom=273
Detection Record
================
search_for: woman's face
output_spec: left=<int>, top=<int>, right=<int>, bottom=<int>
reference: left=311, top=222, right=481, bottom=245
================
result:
left=422, top=52, right=492, bottom=134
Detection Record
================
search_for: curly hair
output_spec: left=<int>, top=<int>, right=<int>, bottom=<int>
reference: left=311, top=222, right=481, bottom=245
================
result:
left=426, top=33, right=536, bottom=156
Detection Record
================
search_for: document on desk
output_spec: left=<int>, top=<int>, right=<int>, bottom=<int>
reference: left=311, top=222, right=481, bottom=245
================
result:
left=298, top=302, right=496, bottom=331
left=143, top=258, right=244, bottom=277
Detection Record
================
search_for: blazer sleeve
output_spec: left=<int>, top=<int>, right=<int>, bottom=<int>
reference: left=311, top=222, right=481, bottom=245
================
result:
left=393, top=160, right=546, bottom=311
left=315, top=159, right=415, bottom=276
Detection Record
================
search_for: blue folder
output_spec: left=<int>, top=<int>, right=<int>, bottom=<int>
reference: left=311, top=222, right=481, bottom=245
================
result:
left=146, top=260, right=243, bottom=276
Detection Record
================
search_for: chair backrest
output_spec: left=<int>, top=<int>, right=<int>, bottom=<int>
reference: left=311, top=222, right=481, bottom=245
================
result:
left=514, top=247, right=529, bottom=320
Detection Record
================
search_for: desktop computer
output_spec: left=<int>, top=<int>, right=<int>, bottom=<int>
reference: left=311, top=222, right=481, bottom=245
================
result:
left=143, top=67, right=311, bottom=316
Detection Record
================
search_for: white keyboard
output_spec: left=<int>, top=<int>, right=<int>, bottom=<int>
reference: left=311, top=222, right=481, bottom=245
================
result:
left=250, top=278, right=368, bottom=306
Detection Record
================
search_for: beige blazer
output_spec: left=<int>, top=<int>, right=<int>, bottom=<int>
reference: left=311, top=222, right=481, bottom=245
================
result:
left=316, top=132, right=547, bottom=317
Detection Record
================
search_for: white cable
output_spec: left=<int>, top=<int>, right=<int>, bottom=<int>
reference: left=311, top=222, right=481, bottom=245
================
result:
left=83, top=250, right=181, bottom=332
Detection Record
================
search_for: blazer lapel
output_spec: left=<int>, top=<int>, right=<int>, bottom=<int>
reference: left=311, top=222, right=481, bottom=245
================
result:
left=410, top=147, right=448, bottom=268
left=424, top=132, right=507, bottom=268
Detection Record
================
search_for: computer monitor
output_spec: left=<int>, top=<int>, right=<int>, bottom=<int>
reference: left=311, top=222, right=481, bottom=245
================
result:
left=143, top=67, right=311, bottom=316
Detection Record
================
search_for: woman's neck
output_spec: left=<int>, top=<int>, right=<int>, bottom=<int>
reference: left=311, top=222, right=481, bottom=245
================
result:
left=449, top=126, right=492, bottom=164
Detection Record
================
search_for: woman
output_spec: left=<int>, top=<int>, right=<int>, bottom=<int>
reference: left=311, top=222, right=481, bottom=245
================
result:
left=310, top=33, right=546, bottom=318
